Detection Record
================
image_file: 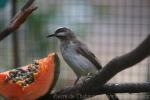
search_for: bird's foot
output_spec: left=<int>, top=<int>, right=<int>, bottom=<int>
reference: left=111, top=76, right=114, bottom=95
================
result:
left=73, top=73, right=94, bottom=85
left=87, top=73, right=93, bottom=79
left=73, top=77, right=80, bottom=86
left=81, top=73, right=94, bottom=83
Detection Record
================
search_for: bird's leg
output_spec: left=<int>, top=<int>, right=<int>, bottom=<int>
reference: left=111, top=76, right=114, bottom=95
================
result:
left=74, top=76, right=80, bottom=85
left=87, top=73, right=93, bottom=79
left=81, top=73, right=93, bottom=83
left=73, top=73, right=93, bottom=85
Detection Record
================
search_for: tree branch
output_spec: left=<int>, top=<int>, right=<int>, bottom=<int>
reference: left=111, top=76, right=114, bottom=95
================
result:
left=0, top=0, right=38, bottom=41
left=38, top=82, right=150, bottom=100
left=88, top=33, right=150, bottom=86
left=88, top=82, right=150, bottom=95
left=53, top=82, right=150, bottom=99
left=47, top=34, right=150, bottom=99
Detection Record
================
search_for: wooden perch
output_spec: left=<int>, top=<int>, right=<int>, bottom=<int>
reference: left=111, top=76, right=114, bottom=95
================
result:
left=0, top=0, right=37, bottom=41
left=49, top=82, right=150, bottom=100
left=42, top=34, right=150, bottom=100
left=97, top=82, right=150, bottom=94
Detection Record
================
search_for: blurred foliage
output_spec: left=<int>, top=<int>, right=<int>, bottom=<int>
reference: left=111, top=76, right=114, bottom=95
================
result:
left=92, top=5, right=110, bottom=17
left=72, top=23, right=90, bottom=38
left=25, top=6, right=57, bottom=57
left=0, top=0, right=8, bottom=9
left=0, top=0, right=91, bottom=69
left=0, top=0, right=7, bottom=29
left=0, top=18, right=4, bottom=31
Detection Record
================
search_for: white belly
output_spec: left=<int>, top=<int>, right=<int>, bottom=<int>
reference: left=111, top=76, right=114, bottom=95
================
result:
left=61, top=46, right=97, bottom=77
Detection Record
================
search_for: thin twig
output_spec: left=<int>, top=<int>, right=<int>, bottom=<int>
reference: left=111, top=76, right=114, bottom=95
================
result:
left=0, top=0, right=37, bottom=41
left=21, top=0, right=35, bottom=11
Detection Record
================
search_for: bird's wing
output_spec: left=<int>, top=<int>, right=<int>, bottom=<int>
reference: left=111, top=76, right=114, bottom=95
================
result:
left=75, top=41, right=102, bottom=70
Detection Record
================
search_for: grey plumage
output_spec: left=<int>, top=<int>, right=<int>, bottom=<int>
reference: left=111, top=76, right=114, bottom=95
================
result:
left=47, top=27, right=119, bottom=100
left=60, top=39, right=99, bottom=77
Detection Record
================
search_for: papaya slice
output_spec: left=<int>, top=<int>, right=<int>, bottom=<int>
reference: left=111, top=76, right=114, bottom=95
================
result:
left=0, top=53, right=60, bottom=100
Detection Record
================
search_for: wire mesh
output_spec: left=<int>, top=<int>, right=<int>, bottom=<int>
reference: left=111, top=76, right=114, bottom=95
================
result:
left=0, top=0, right=150, bottom=100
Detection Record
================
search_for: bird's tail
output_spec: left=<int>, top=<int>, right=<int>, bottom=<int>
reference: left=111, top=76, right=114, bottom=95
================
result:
left=106, top=93, right=119, bottom=100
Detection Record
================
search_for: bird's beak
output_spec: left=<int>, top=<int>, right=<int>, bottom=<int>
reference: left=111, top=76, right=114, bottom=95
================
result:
left=47, top=34, right=56, bottom=38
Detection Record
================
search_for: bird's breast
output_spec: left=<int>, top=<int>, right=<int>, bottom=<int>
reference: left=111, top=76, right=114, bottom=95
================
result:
left=60, top=45, right=97, bottom=76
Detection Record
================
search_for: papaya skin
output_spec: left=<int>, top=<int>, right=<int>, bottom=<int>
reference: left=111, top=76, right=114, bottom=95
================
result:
left=0, top=53, right=59, bottom=100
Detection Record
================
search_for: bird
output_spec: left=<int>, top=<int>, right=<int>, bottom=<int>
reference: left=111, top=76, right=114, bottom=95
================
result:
left=47, top=27, right=119, bottom=100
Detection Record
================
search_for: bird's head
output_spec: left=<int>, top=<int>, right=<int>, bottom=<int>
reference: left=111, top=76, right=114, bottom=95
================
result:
left=47, top=27, right=76, bottom=41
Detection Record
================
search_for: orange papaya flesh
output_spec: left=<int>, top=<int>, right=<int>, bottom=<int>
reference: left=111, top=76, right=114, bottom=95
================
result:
left=0, top=53, right=59, bottom=100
